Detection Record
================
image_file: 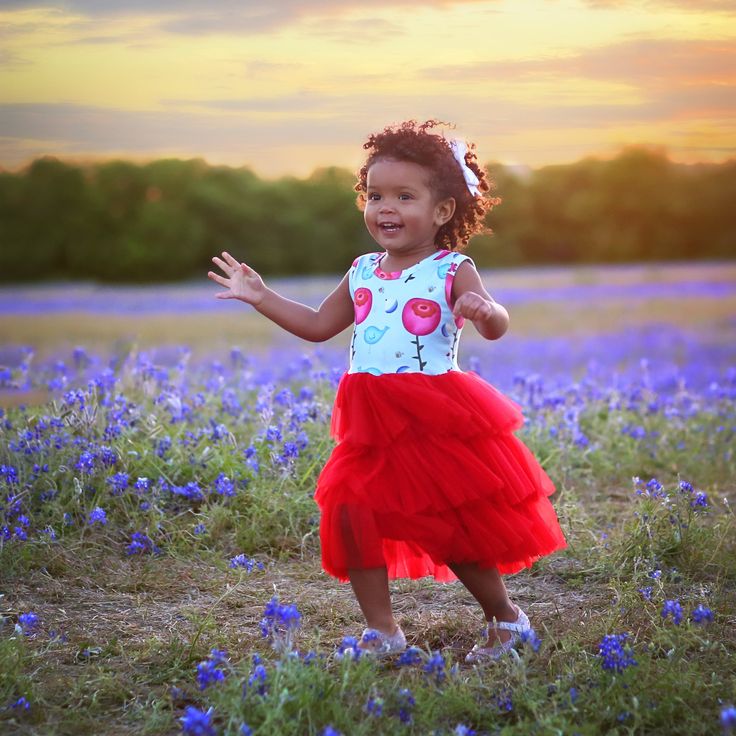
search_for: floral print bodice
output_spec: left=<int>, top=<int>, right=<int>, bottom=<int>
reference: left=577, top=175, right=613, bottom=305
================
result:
left=348, top=249, right=473, bottom=375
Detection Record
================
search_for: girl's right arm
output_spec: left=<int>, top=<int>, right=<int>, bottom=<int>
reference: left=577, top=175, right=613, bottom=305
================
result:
left=208, top=251, right=354, bottom=343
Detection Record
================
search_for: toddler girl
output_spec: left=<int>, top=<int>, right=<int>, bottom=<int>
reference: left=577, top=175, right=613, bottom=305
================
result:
left=208, top=119, right=566, bottom=662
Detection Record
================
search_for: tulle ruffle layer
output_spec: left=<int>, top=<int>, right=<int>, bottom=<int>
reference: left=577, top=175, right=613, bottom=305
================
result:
left=315, top=371, right=567, bottom=582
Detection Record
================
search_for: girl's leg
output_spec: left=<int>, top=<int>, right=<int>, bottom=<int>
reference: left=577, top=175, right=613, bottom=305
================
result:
left=348, top=566, right=399, bottom=638
left=448, top=562, right=520, bottom=644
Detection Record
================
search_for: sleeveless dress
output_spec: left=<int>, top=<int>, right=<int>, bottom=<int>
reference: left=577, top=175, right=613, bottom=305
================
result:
left=314, top=249, right=567, bottom=582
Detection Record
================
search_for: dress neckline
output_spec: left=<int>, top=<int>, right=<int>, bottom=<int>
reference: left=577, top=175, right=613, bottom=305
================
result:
left=374, top=249, right=449, bottom=279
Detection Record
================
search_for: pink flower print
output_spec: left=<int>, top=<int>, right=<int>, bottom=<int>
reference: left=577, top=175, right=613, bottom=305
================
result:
left=401, top=298, right=441, bottom=372
left=402, top=298, right=441, bottom=336
left=354, top=287, right=373, bottom=324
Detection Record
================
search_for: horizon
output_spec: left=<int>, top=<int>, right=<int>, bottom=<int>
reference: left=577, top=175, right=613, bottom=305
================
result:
left=1, top=0, right=734, bottom=178
left=2, top=142, right=732, bottom=182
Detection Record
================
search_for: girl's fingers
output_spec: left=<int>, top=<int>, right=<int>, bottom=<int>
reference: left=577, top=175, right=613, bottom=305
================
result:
left=211, top=255, right=230, bottom=273
left=221, top=251, right=242, bottom=269
left=207, top=271, right=229, bottom=287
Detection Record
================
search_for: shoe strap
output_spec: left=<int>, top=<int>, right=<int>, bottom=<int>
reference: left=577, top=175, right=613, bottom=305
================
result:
left=361, top=627, right=402, bottom=644
left=493, top=620, right=528, bottom=633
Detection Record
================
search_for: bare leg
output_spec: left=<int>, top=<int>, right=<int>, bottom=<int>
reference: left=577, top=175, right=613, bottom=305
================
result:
left=448, top=562, right=520, bottom=645
left=348, top=566, right=399, bottom=646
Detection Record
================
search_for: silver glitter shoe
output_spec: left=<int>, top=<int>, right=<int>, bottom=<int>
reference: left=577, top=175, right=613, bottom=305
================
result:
left=465, top=607, right=531, bottom=664
left=358, top=626, right=407, bottom=657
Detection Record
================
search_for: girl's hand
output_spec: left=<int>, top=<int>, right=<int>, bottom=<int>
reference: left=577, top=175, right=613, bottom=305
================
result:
left=452, top=291, right=495, bottom=322
left=208, top=252, right=266, bottom=306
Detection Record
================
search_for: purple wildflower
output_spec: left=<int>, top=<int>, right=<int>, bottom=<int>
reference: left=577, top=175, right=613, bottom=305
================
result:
left=397, top=688, right=415, bottom=724
left=335, top=636, right=362, bottom=661
left=259, top=597, right=301, bottom=652
left=721, top=706, right=736, bottom=732
left=422, top=651, right=447, bottom=684
left=520, top=628, right=542, bottom=652
left=598, top=633, right=637, bottom=672
left=87, top=507, right=107, bottom=526
left=180, top=705, right=216, bottom=736
left=246, top=663, right=268, bottom=695
left=196, top=649, right=229, bottom=690
left=364, top=695, right=384, bottom=717
left=691, top=604, right=714, bottom=624
left=661, top=599, right=683, bottom=625
left=126, top=531, right=160, bottom=556
left=18, top=612, right=39, bottom=634
left=397, top=647, right=423, bottom=666
left=228, top=554, right=264, bottom=572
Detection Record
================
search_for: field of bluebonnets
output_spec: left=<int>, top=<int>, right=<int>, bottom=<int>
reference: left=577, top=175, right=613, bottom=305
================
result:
left=1, top=261, right=735, bottom=736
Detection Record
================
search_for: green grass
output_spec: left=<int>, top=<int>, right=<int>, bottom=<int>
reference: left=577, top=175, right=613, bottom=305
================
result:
left=1, top=379, right=734, bottom=735
left=1, top=263, right=735, bottom=734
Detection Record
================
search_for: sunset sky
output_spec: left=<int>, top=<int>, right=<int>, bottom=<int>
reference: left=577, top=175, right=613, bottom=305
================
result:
left=1, top=0, right=734, bottom=177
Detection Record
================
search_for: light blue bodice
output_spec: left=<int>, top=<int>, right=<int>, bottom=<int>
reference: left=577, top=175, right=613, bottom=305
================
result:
left=348, top=249, right=474, bottom=375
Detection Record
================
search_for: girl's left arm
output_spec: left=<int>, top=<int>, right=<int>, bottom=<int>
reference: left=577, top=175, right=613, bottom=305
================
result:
left=451, top=261, right=509, bottom=340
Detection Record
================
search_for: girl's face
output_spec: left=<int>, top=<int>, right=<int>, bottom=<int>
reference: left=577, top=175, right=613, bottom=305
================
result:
left=363, top=158, right=454, bottom=258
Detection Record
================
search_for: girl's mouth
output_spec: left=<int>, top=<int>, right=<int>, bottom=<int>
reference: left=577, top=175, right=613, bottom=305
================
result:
left=379, top=223, right=402, bottom=232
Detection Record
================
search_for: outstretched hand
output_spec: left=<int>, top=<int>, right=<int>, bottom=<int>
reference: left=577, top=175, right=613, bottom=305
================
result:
left=208, top=252, right=266, bottom=306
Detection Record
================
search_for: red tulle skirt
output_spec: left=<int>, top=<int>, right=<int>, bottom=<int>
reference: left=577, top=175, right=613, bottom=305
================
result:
left=314, top=370, right=567, bottom=583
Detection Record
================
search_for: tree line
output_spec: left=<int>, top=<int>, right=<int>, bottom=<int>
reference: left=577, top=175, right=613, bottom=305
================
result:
left=1, top=148, right=733, bottom=283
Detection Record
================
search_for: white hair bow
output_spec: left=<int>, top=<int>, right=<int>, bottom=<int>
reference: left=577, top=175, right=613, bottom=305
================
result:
left=449, top=139, right=481, bottom=197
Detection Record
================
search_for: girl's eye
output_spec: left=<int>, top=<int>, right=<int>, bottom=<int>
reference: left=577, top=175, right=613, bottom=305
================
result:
left=367, top=192, right=381, bottom=200
left=399, top=194, right=412, bottom=200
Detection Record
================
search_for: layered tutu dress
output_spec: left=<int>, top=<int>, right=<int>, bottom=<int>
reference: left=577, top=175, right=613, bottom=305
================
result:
left=314, top=250, right=566, bottom=583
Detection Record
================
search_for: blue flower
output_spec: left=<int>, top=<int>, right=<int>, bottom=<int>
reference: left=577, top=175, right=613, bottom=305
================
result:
left=454, top=725, right=477, bottom=736
left=520, top=629, right=542, bottom=652
left=661, top=599, right=683, bottom=625
left=229, top=554, right=263, bottom=572
left=495, top=686, right=514, bottom=712
left=690, top=491, right=709, bottom=509
left=335, top=636, right=362, bottom=661
left=180, top=705, right=216, bottom=736
left=691, top=604, right=714, bottom=624
left=721, top=706, right=736, bottom=732
left=259, top=596, right=301, bottom=652
left=75, top=451, right=97, bottom=474
left=397, top=688, right=415, bottom=724
left=106, top=472, right=129, bottom=494
left=364, top=695, right=384, bottom=717
left=134, top=477, right=151, bottom=491
left=321, top=727, right=343, bottom=736
left=88, top=507, right=107, bottom=526
left=1, top=464, right=19, bottom=485
left=397, top=646, right=423, bottom=666
left=422, top=651, right=447, bottom=683
left=246, top=663, right=268, bottom=695
left=11, top=696, right=30, bottom=710
left=126, top=532, right=160, bottom=556
left=196, top=649, right=229, bottom=690
left=214, top=473, right=235, bottom=497
left=598, top=633, right=637, bottom=672
left=18, top=612, right=39, bottom=634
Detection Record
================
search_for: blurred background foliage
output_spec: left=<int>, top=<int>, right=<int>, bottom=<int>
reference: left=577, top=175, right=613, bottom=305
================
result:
left=1, top=147, right=734, bottom=283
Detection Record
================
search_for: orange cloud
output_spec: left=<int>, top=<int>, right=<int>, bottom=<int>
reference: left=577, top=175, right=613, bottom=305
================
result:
left=420, top=38, right=736, bottom=88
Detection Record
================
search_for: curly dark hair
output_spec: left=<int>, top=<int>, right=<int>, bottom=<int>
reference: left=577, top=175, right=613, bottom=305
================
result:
left=355, top=119, right=501, bottom=251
